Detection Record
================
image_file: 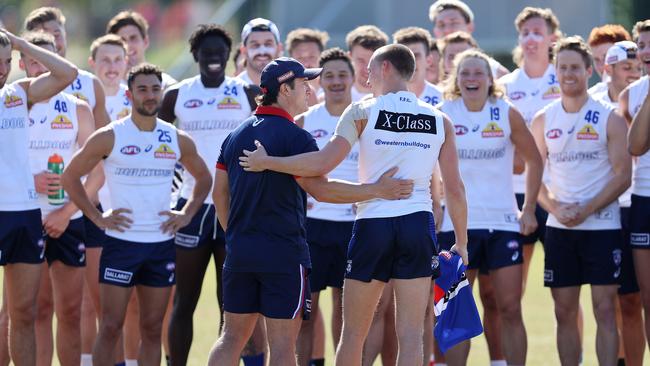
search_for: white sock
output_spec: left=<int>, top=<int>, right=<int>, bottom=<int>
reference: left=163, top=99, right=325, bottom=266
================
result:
left=434, top=363, right=448, bottom=366
left=490, top=361, right=507, bottom=366
left=125, top=360, right=138, bottom=366
left=81, top=354, right=93, bottom=366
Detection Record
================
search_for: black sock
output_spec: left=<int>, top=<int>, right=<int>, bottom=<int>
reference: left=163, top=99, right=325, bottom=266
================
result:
left=617, top=358, right=626, bottom=366
left=310, top=359, right=325, bottom=366
left=166, top=355, right=171, bottom=366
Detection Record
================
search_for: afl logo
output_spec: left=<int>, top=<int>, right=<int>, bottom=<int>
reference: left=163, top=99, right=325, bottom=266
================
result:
left=183, top=99, right=203, bottom=108
left=454, top=125, right=468, bottom=135
left=120, top=145, right=141, bottom=155
left=546, top=128, right=562, bottom=139
left=509, top=91, right=526, bottom=101
left=311, top=129, right=328, bottom=138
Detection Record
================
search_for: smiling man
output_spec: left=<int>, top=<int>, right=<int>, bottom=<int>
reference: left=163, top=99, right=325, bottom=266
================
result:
left=237, top=18, right=283, bottom=86
left=158, top=23, right=260, bottom=366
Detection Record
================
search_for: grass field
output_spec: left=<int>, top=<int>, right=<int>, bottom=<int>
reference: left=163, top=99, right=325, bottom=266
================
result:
left=7, top=244, right=649, bottom=365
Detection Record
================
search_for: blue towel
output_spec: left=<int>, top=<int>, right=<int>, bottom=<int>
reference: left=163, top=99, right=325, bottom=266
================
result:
left=433, top=250, right=483, bottom=353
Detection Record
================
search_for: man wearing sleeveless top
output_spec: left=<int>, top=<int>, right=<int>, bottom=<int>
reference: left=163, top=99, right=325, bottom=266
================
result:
left=531, top=37, right=631, bottom=365
left=62, top=64, right=211, bottom=366
left=0, top=27, right=77, bottom=366
left=622, top=18, right=650, bottom=353
left=239, top=45, right=468, bottom=366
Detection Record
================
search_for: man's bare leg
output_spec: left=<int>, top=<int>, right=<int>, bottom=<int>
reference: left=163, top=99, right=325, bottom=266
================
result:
left=335, top=279, right=384, bottom=366
left=5, top=262, right=42, bottom=366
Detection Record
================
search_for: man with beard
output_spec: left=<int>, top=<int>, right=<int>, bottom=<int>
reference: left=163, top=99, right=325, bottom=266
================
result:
left=106, top=10, right=177, bottom=89
left=0, top=27, right=77, bottom=366
left=531, top=37, right=630, bottom=366
left=237, top=18, right=283, bottom=86
left=62, top=64, right=212, bottom=366
left=159, top=24, right=260, bottom=366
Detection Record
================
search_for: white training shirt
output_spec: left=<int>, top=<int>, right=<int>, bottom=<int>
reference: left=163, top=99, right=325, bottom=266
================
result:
left=103, top=117, right=181, bottom=242
left=351, top=85, right=372, bottom=102
left=66, top=69, right=96, bottom=109
left=302, top=103, right=359, bottom=221
left=173, top=75, right=252, bottom=204
left=499, top=64, right=560, bottom=194
left=0, top=82, right=38, bottom=211
left=105, top=83, right=131, bottom=121
left=590, top=84, right=632, bottom=208
left=543, top=97, right=620, bottom=230
left=28, top=92, right=81, bottom=219
left=439, top=97, right=519, bottom=232
left=418, top=81, right=443, bottom=107
left=236, top=70, right=254, bottom=86
left=334, top=91, right=445, bottom=219
left=627, top=76, right=650, bottom=197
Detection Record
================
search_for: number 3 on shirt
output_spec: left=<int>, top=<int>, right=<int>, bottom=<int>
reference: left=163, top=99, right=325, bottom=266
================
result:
left=157, top=129, right=172, bottom=142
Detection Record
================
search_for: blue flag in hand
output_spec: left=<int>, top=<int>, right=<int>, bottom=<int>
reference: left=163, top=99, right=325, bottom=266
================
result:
left=433, top=250, right=483, bottom=353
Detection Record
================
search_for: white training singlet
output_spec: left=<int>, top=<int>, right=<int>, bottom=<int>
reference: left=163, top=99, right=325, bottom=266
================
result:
left=0, top=82, right=38, bottom=211
left=335, top=91, right=445, bottom=219
left=628, top=76, right=650, bottom=197
left=162, top=72, right=177, bottom=90
left=28, top=92, right=81, bottom=219
left=173, top=76, right=252, bottom=204
left=439, top=97, right=519, bottom=232
left=351, top=85, right=372, bottom=102
left=66, top=69, right=96, bottom=109
left=588, top=81, right=609, bottom=96
left=103, top=117, right=181, bottom=242
left=302, top=103, right=359, bottom=221
left=543, top=97, right=620, bottom=230
left=236, top=70, right=254, bottom=86
left=590, top=85, right=632, bottom=208
left=419, top=81, right=443, bottom=107
left=500, top=64, right=560, bottom=194
left=105, top=83, right=131, bottom=121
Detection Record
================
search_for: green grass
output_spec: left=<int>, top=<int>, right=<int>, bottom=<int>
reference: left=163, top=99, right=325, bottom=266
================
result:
left=5, top=244, right=649, bottom=365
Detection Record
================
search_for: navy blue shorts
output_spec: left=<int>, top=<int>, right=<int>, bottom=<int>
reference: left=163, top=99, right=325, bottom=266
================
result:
left=516, top=193, right=547, bottom=245
left=83, top=205, right=105, bottom=248
left=437, top=229, right=522, bottom=273
left=222, top=265, right=311, bottom=320
left=629, top=194, right=650, bottom=249
left=45, top=217, right=86, bottom=267
left=99, top=236, right=176, bottom=287
left=173, top=198, right=225, bottom=249
left=306, top=218, right=353, bottom=291
left=346, top=211, right=438, bottom=282
left=619, top=207, right=640, bottom=294
left=0, top=209, right=44, bottom=265
left=543, top=227, right=622, bottom=288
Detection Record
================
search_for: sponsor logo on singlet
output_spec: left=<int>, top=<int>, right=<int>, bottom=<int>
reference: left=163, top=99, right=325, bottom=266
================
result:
left=117, top=108, right=130, bottom=119
left=481, top=122, right=504, bottom=138
left=184, top=99, right=203, bottom=108
left=508, top=91, right=526, bottom=101
left=542, top=86, right=561, bottom=100
left=374, top=110, right=437, bottom=134
left=454, top=125, right=468, bottom=135
left=51, top=114, right=73, bottom=129
left=217, top=97, right=241, bottom=109
left=311, top=129, right=328, bottom=138
left=71, top=92, right=89, bottom=102
left=154, top=144, right=177, bottom=159
left=576, top=124, right=598, bottom=140
left=120, top=145, right=141, bottom=155
left=4, top=94, right=23, bottom=108
left=546, top=128, right=562, bottom=139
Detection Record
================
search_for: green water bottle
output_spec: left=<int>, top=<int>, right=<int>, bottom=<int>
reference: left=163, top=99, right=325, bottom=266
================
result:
left=47, top=153, right=65, bottom=205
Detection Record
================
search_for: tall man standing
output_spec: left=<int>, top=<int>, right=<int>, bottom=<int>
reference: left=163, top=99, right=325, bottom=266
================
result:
left=62, top=64, right=211, bottom=366
left=238, top=45, right=469, bottom=366
left=531, top=37, right=631, bottom=366
left=0, top=27, right=77, bottom=366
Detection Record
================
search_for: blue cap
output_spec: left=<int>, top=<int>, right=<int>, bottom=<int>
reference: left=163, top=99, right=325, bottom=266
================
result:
left=259, top=57, right=322, bottom=95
